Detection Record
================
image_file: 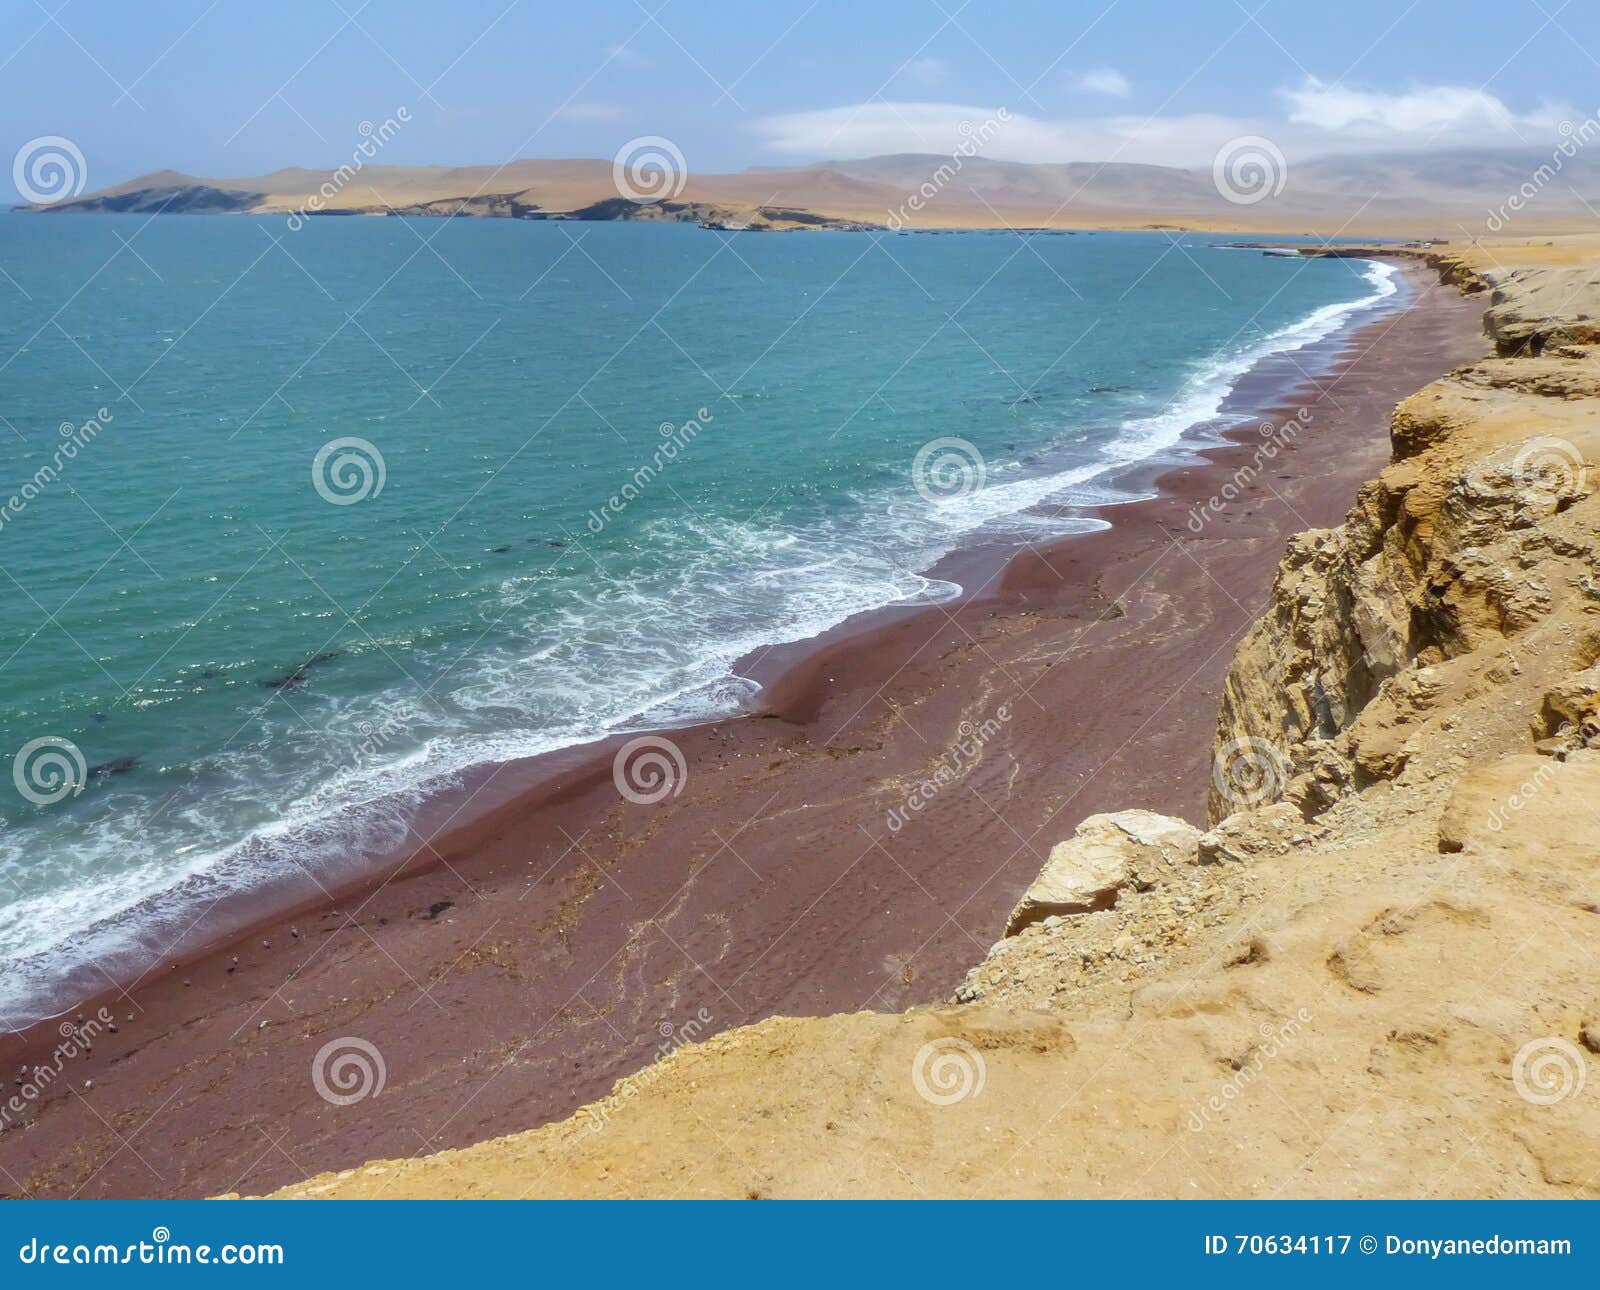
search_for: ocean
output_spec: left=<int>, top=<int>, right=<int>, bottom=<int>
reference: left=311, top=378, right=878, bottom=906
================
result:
left=0, top=213, right=1399, bottom=1025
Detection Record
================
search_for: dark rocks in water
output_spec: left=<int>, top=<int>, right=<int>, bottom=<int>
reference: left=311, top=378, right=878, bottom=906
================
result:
left=90, top=712, right=108, bottom=723
left=546, top=539, right=565, bottom=548
left=88, top=755, right=139, bottom=779
left=491, top=544, right=512, bottom=553
left=261, top=650, right=340, bottom=690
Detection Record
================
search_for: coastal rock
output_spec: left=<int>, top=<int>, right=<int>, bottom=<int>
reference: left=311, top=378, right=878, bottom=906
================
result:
left=1003, top=811, right=1198, bottom=935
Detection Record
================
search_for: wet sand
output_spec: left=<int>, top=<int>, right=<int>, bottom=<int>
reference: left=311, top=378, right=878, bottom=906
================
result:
left=0, top=263, right=1487, bottom=1199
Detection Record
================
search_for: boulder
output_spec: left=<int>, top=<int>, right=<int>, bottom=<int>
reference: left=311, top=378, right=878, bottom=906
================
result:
left=1004, top=811, right=1199, bottom=936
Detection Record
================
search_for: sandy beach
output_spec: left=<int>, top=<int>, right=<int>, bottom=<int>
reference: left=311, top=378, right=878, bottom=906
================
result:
left=0, top=261, right=1487, bottom=1199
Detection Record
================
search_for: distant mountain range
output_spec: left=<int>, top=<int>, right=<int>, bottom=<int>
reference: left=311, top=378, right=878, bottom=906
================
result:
left=19, top=148, right=1600, bottom=235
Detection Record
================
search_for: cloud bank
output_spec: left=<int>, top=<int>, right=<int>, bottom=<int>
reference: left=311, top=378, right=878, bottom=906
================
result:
left=752, top=80, right=1578, bottom=168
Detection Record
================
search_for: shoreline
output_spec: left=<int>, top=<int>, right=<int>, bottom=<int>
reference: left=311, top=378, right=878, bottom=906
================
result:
left=0, top=259, right=1488, bottom=1199
left=0, top=252, right=1401, bottom=1033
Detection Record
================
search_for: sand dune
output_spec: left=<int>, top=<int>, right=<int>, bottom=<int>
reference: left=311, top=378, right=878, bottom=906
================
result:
left=27, top=148, right=1600, bottom=237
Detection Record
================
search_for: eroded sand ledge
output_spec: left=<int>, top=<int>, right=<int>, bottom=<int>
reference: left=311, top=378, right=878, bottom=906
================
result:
left=267, top=235, right=1600, bottom=1200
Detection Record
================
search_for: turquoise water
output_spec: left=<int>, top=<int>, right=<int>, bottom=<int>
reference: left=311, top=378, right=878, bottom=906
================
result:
left=0, top=213, right=1397, bottom=1021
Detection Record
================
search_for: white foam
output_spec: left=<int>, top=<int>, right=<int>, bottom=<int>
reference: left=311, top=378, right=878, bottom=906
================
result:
left=0, top=259, right=1404, bottom=1027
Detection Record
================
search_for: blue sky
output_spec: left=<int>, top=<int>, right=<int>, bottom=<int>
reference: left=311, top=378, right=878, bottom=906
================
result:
left=4, top=0, right=1597, bottom=198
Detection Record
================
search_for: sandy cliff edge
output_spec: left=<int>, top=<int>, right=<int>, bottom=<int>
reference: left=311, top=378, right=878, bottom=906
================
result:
left=265, top=235, right=1600, bottom=1200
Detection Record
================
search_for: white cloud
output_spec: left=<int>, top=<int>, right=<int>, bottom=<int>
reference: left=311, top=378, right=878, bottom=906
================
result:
left=1280, top=78, right=1561, bottom=140
left=902, top=57, right=948, bottom=86
left=559, top=102, right=626, bottom=124
left=605, top=44, right=652, bottom=68
left=753, top=101, right=1274, bottom=167
left=1072, top=67, right=1130, bottom=98
left=752, top=81, right=1576, bottom=168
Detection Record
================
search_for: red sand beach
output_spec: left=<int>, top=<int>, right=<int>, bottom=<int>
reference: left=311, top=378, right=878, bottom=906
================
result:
left=0, top=263, right=1486, bottom=1199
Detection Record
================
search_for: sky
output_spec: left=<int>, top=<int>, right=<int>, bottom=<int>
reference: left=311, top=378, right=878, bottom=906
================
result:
left=4, top=0, right=1598, bottom=200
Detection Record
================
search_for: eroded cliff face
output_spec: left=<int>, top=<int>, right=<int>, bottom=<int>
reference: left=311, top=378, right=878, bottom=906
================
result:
left=1210, top=301, right=1600, bottom=822
left=267, top=245, right=1600, bottom=1201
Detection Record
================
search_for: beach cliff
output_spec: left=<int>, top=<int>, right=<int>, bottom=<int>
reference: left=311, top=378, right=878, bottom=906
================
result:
left=258, top=236, right=1597, bottom=1197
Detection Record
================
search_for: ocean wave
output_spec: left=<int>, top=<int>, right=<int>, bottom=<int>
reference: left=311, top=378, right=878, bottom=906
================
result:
left=0, top=257, right=1404, bottom=1028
